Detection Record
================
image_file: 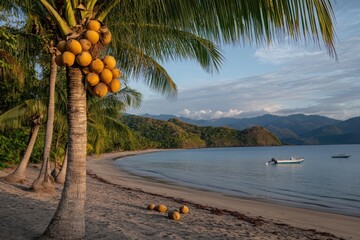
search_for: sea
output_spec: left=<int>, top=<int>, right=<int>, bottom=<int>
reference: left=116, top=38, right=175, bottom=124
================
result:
left=115, top=145, right=360, bottom=217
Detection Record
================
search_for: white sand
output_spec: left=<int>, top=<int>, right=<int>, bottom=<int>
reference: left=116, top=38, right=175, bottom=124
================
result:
left=0, top=149, right=359, bottom=239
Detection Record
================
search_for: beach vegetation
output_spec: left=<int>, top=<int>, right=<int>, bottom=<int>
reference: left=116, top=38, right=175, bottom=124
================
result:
left=0, top=129, right=30, bottom=168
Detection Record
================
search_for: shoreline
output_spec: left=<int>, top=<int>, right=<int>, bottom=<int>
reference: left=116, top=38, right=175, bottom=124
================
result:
left=87, top=149, right=360, bottom=240
left=0, top=149, right=359, bottom=239
left=112, top=151, right=358, bottom=218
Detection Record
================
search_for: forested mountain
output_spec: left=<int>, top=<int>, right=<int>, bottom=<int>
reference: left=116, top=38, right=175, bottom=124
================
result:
left=287, top=117, right=360, bottom=145
left=121, top=115, right=281, bottom=148
left=142, top=113, right=360, bottom=145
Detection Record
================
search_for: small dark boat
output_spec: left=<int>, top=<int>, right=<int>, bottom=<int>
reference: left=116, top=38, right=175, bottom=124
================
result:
left=331, top=154, right=351, bottom=158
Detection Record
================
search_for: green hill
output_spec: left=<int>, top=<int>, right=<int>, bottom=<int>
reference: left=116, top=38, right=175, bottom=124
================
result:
left=121, top=115, right=281, bottom=149
left=121, top=115, right=206, bottom=149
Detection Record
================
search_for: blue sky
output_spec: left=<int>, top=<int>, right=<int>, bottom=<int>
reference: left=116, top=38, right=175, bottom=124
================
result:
left=127, top=0, right=360, bottom=120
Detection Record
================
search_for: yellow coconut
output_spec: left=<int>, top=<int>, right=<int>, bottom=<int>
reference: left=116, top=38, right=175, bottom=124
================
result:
left=79, top=39, right=92, bottom=51
left=111, top=68, right=122, bottom=79
left=147, top=204, right=156, bottom=210
left=85, top=30, right=100, bottom=44
left=87, top=19, right=101, bottom=31
left=155, top=204, right=167, bottom=213
left=76, top=51, right=92, bottom=67
left=56, top=40, right=67, bottom=53
left=61, top=51, right=76, bottom=66
left=102, top=32, right=112, bottom=45
left=94, top=82, right=108, bottom=98
left=108, top=79, right=121, bottom=93
left=168, top=211, right=181, bottom=221
left=90, top=58, right=104, bottom=73
left=103, top=55, right=116, bottom=70
left=55, top=54, right=64, bottom=66
left=86, top=73, right=100, bottom=86
left=66, top=39, right=82, bottom=55
left=179, top=205, right=190, bottom=214
left=81, top=66, right=91, bottom=75
left=100, top=69, right=113, bottom=84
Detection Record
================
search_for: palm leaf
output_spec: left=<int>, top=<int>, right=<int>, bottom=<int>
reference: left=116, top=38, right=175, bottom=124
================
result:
left=108, top=0, right=336, bottom=57
left=109, top=42, right=177, bottom=98
left=109, top=22, right=224, bottom=73
left=0, top=99, right=46, bottom=131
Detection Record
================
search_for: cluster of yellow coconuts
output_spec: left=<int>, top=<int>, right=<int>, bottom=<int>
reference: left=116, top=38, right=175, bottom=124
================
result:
left=55, top=19, right=122, bottom=98
left=147, top=203, right=190, bottom=221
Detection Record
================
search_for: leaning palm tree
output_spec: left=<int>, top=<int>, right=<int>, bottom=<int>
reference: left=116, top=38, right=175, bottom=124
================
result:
left=1, top=3, right=59, bottom=190
left=0, top=24, right=46, bottom=182
left=24, top=1, right=337, bottom=239
left=0, top=99, right=46, bottom=183
left=17, top=2, right=64, bottom=192
left=30, top=50, right=60, bottom=192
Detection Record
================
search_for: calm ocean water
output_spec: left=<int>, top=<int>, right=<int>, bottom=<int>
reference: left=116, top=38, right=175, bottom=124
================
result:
left=115, top=145, right=360, bottom=216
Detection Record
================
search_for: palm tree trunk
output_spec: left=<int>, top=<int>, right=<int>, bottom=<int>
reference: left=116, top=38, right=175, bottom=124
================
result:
left=41, top=67, right=87, bottom=239
left=2, top=124, right=40, bottom=183
left=55, top=145, right=68, bottom=184
left=31, top=53, right=57, bottom=192
left=45, top=52, right=57, bottom=172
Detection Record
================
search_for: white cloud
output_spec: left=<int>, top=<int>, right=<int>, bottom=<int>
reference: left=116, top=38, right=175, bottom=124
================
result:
left=255, top=45, right=323, bottom=64
left=179, top=108, right=243, bottom=120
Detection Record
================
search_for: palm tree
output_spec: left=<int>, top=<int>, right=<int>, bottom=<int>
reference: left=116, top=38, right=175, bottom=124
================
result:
left=1, top=3, right=59, bottom=190
left=4, top=1, right=337, bottom=239
left=31, top=49, right=58, bottom=192
left=0, top=22, right=46, bottom=181
left=0, top=99, right=46, bottom=183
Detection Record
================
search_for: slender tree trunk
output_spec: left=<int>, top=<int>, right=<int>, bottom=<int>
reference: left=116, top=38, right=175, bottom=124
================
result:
left=2, top=124, right=40, bottom=183
left=55, top=145, right=68, bottom=184
left=41, top=67, right=87, bottom=239
left=31, top=53, right=58, bottom=192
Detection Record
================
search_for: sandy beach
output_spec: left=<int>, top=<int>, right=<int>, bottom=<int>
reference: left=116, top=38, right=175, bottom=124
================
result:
left=1, top=149, right=359, bottom=239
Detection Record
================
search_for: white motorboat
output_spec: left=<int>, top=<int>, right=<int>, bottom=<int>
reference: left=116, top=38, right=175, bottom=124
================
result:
left=267, top=156, right=304, bottom=164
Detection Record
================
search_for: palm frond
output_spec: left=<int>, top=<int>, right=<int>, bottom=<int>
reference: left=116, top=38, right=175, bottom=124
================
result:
left=116, top=86, right=142, bottom=109
left=109, top=0, right=336, bottom=57
left=109, top=41, right=177, bottom=98
left=86, top=90, right=139, bottom=154
left=109, top=22, right=224, bottom=73
left=0, top=99, right=46, bottom=131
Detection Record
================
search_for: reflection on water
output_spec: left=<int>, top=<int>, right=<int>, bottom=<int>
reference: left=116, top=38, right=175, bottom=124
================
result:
left=116, top=145, right=360, bottom=216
